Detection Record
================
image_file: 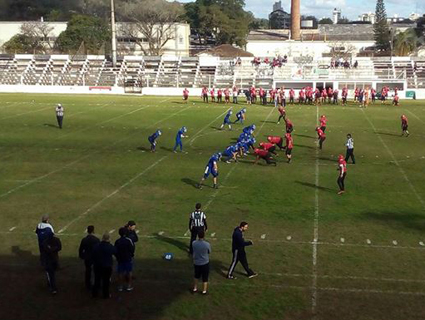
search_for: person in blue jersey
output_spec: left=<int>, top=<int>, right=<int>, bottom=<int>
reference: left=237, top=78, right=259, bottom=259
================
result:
left=220, top=110, right=233, bottom=130
left=198, top=153, right=222, bottom=189
left=173, top=126, right=188, bottom=153
left=237, top=131, right=251, bottom=143
left=245, top=137, right=256, bottom=153
left=223, top=145, right=238, bottom=163
left=233, top=108, right=246, bottom=124
left=148, top=129, right=162, bottom=152
left=242, top=124, right=255, bottom=135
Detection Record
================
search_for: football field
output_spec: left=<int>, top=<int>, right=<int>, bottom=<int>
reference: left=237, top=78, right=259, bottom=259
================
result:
left=1, top=93, right=425, bottom=320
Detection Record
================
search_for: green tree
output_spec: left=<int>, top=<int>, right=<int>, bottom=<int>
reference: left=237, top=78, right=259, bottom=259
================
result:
left=2, top=34, right=43, bottom=53
left=374, top=0, right=390, bottom=51
left=55, top=14, right=111, bottom=54
left=394, top=28, right=417, bottom=56
left=319, top=18, right=333, bottom=25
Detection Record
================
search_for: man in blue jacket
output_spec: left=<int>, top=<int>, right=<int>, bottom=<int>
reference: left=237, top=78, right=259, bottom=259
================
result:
left=92, top=233, right=116, bottom=299
left=115, top=227, right=135, bottom=292
left=36, top=214, right=54, bottom=264
left=227, top=221, right=257, bottom=279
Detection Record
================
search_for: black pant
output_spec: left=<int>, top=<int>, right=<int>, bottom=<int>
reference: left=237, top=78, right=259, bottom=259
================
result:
left=227, top=249, right=254, bottom=277
left=337, top=172, right=347, bottom=191
left=319, top=137, right=325, bottom=149
left=92, top=266, right=112, bottom=298
left=84, top=260, right=94, bottom=289
left=189, top=227, right=205, bottom=254
left=203, top=94, right=208, bottom=103
left=45, top=261, right=58, bottom=292
left=262, top=154, right=276, bottom=165
left=56, top=116, right=63, bottom=129
left=278, top=114, right=286, bottom=122
left=345, top=149, right=355, bottom=164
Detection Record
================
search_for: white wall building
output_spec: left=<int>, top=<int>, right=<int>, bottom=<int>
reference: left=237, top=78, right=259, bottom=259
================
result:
left=333, top=8, right=341, bottom=24
left=358, top=13, right=376, bottom=24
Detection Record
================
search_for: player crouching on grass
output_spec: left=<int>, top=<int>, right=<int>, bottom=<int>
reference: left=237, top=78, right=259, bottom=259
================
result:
left=337, top=155, right=347, bottom=195
left=220, top=110, right=233, bottom=130
left=401, top=115, right=409, bottom=137
left=259, top=142, right=278, bottom=156
left=198, top=153, right=221, bottom=189
left=253, top=148, right=276, bottom=166
left=267, top=135, right=284, bottom=150
left=148, top=130, right=161, bottom=152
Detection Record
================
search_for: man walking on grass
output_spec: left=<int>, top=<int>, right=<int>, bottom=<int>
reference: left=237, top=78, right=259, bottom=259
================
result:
left=41, top=233, right=62, bottom=295
left=192, top=230, right=211, bottom=295
left=227, top=222, right=257, bottom=279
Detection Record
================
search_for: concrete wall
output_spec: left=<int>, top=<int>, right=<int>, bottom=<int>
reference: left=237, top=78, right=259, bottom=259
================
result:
left=0, top=85, right=125, bottom=95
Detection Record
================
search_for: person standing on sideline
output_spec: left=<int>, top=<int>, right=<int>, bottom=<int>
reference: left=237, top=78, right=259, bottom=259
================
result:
left=345, top=134, right=355, bottom=164
left=78, top=225, right=100, bottom=290
left=401, top=115, right=409, bottom=137
left=192, top=230, right=211, bottom=295
left=337, top=155, right=347, bottom=195
left=115, top=227, right=135, bottom=292
left=41, top=233, right=62, bottom=294
left=92, top=233, right=116, bottom=299
left=36, top=214, right=54, bottom=264
left=227, top=222, right=257, bottom=279
left=55, top=104, right=64, bottom=129
left=125, top=221, right=139, bottom=246
left=188, top=203, right=208, bottom=254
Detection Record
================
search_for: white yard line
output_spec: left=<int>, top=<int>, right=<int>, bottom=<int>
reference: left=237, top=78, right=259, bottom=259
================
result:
left=0, top=106, right=52, bottom=120
left=189, top=109, right=231, bottom=146
left=312, top=105, right=320, bottom=315
left=58, top=156, right=167, bottom=233
left=361, top=109, right=425, bottom=210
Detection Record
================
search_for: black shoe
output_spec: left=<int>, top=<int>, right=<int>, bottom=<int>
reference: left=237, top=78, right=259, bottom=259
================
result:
left=248, top=273, right=258, bottom=279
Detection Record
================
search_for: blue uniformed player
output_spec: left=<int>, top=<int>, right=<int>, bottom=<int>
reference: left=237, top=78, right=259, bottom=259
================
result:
left=220, top=110, right=233, bottom=130
left=148, top=129, right=161, bottom=152
left=198, top=153, right=222, bottom=189
left=173, top=126, right=188, bottom=153
left=243, top=124, right=255, bottom=135
left=233, top=108, right=246, bottom=124
left=223, top=145, right=238, bottom=163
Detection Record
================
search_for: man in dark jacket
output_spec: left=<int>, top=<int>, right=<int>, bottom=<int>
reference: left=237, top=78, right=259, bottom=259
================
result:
left=125, top=221, right=138, bottom=246
left=41, top=233, right=62, bottom=294
left=226, top=221, right=257, bottom=279
left=92, top=233, right=116, bottom=299
left=79, top=225, right=100, bottom=289
left=115, top=227, right=135, bottom=292
left=36, top=214, right=54, bottom=264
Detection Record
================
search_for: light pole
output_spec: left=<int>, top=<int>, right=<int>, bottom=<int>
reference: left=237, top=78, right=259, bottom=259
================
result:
left=111, top=0, right=118, bottom=67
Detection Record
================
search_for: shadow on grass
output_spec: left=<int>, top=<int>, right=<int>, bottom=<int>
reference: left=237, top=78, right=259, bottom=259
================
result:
left=155, top=234, right=189, bottom=253
left=295, top=144, right=315, bottom=149
left=210, top=126, right=222, bottom=130
left=44, top=123, right=58, bottom=128
left=318, top=157, right=336, bottom=163
left=293, top=134, right=316, bottom=139
left=181, top=178, right=199, bottom=189
left=295, top=181, right=333, bottom=192
left=361, top=211, right=425, bottom=232
left=160, top=146, right=174, bottom=152
left=375, top=131, right=400, bottom=137
left=137, top=146, right=151, bottom=152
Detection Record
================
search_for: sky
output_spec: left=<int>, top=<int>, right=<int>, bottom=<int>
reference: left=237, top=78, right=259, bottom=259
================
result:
left=176, top=0, right=425, bottom=20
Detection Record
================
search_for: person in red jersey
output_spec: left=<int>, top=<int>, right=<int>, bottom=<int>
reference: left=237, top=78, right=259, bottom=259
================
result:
left=277, top=105, right=286, bottom=124
left=183, top=88, right=189, bottom=103
left=342, top=87, right=348, bottom=105
left=319, top=115, right=327, bottom=132
left=217, top=89, right=223, bottom=103
left=224, top=88, right=230, bottom=103
left=299, top=88, right=305, bottom=104
left=394, top=87, right=398, bottom=95
left=316, top=126, right=326, bottom=149
left=267, top=135, right=284, bottom=150
left=253, top=148, right=276, bottom=166
left=285, top=118, right=293, bottom=133
left=392, top=94, right=399, bottom=106
left=321, top=88, right=327, bottom=104
left=259, top=142, right=278, bottom=155
left=371, top=88, right=376, bottom=103
left=289, top=88, right=295, bottom=104
left=314, top=88, right=321, bottom=105
left=307, top=87, right=313, bottom=104
left=284, top=132, right=293, bottom=163
left=401, top=114, right=409, bottom=136
left=327, top=87, right=333, bottom=104
left=269, top=88, right=276, bottom=104
left=210, top=88, right=216, bottom=102
left=202, top=87, right=208, bottom=103
left=337, top=154, right=347, bottom=195
left=250, top=86, right=256, bottom=104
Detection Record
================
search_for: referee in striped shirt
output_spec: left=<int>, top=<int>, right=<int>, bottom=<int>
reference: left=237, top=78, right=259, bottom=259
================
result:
left=345, top=134, right=355, bottom=164
left=188, top=203, right=207, bottom=254
left=55, top=104, right=64, bottom=129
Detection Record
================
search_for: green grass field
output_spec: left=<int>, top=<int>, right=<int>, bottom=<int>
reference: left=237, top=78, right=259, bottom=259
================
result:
left=1, top=93, right=425, bottom=320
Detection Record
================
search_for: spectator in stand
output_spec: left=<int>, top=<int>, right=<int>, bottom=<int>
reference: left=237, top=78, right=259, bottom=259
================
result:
left=92, top=233, right=116, bottom=299
left=36, top=214, right=54, bottom=265
left=115, top=227, right=135, bottom=292
left=41, top=233, right=62, bottom=295
left=192, top=230, right=211, bottom=295
left=79, top=225, right=100, bottom=290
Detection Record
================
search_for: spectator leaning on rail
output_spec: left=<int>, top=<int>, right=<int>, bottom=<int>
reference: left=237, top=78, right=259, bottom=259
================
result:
left=79, top=225, right=100, bottom=290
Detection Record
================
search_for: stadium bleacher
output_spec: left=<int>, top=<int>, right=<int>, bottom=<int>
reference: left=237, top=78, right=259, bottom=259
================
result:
left=0, top=54, right=423, bottom=90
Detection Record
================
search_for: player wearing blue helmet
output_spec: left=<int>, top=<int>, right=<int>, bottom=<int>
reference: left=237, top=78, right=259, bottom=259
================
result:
left=223, top=145, right=238, bottom=163
left=220, top=110, right=233, bottom=130
left=148, top=129, right=162, bottom=152
left=233, top=108, right=247, bottom=124
left=243, top=124, right=255, bottom=134
left=198, top=153, right=222, bottom=189
left=173, top=126, right=188, bottom=153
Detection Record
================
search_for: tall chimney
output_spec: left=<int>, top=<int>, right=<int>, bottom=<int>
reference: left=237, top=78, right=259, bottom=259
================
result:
left=291, top=0, right=301, bottom=40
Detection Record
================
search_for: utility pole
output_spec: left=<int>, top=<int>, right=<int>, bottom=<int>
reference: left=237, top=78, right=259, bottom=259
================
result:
left=111, top=0, right=117, bottom=67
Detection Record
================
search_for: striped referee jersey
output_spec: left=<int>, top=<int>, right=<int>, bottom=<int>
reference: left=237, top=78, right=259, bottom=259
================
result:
left=189, top=210, right=207, bottom=229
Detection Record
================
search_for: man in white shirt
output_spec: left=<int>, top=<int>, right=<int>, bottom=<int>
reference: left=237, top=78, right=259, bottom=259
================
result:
left=345, top=134, right=355, bottom=164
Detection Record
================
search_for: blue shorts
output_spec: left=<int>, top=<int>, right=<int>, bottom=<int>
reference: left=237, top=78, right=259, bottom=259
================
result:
left=204, top=166, right=218, bottom=179
left=224, top=118, right=231, bottom=124
left=117, top=261, right=133, bottom=274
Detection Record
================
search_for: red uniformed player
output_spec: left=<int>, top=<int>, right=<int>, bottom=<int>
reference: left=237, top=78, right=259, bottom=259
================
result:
left=259, top=142, right=278, bottom=155
left=392, top=94, right=399, bottom=106
left=401, top=114, right=409, bottom=136
left=210, top=88, right=216, bottom=102
left=316, top=126, right=326, bottom=149
left=277, top=105, right=286, bottom=124
left=320, top=115, right=327, bottom=132
left=267, top=135, right=284, bottom=150
left=284, top=132, right=293, bottom=163
left=224, top=88, right=230, bottom=103
left=289, top=88, right=295, bottom=104
left=337, top=154, right=347, bottom=195
left=253, top=148, right=276, bottom=166
left=285, top=118, right=293, bottom=133
left=183, top=88, right=189, bottom=103
left=217, top=89, right=223, bottom=103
